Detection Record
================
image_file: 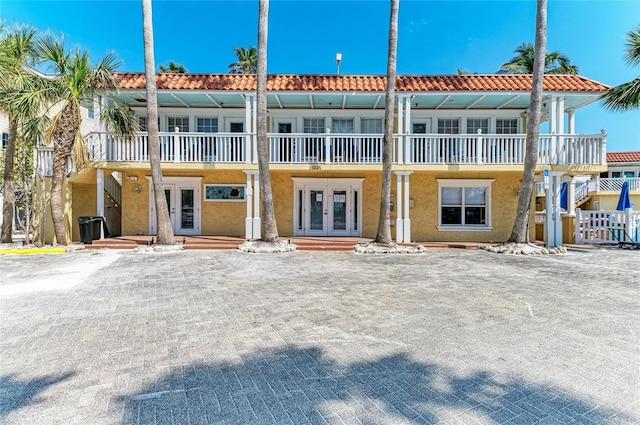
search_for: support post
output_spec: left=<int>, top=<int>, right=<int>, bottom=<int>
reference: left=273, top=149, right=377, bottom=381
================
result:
left=403, top=173, right=411, bottom=243
left=395, top=173, right=403, bottom=242
left=244, top=171, right=254, bottom=239
left=397, top=97, right=404, bottom=165
left=96, top=169, right=105, bottom=239
left=253, top=174, right=261, bottom=239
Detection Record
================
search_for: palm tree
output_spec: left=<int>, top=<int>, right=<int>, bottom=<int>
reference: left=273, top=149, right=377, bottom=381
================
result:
left=499, top=42, right=578, bottom=74
left=508, top=0, right=547, bottom=243
left=158, top=61, right=186, bottom=73
left=601, top=26, right=640, bottom=111
left=256, top=0, right=278, bottom=243
left=0, top=24, right=38, bottom=243
left=7, top=33, right=140, bottom=245
left=229, top=46, right=257, bottom=74
left=142, top=0, right=175, bottom=245
left=374, top=0, right=399, bottom=246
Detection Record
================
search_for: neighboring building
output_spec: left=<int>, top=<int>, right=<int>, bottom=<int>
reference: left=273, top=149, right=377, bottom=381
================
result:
left=34, top=73, right=610, bottom=245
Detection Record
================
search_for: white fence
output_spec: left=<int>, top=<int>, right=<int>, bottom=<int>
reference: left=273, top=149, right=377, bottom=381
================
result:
left=575, top=208, right=640, bottom=244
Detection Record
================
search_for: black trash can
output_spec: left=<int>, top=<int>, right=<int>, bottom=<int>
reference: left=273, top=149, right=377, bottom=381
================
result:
left=78, top=216, right=105, bottom=244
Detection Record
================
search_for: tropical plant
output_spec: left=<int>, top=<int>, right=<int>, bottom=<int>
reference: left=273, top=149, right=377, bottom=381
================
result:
left=374, top=0, right=399, bottom=246
left=601, top=26, right=640, bottom=111
left=142, top=0, right=175, bottom=245
left=0, top=24, right=38, bottom=243
left=499, top=42, right=578, bottom=74
left=229, top=46, right=257, bottom=74
left=255, top=0, right=278, bottom=243
left=2, top=33, right=139, bottom=245
left=158, top=61, right=186, bottom=73
left=508, top=0, right=547, bottom=243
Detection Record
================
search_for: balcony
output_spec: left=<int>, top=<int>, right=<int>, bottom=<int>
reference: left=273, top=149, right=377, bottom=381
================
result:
left=35, top=131, right=606, bottom=175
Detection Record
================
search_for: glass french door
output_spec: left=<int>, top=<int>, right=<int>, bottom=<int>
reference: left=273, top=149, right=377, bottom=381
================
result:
left=149, top=177, right=201, bottom=236
left=294, top=179, right=362, bottom=236
left=163, top=185, right=197, bottom=235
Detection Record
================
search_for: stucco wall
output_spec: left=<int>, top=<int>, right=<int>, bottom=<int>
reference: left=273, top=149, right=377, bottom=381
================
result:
left=118, top=169, right=530, bottom=242
left=71, top=184, right=97, bottom=242
left=583, top=194, right=640, bottom=211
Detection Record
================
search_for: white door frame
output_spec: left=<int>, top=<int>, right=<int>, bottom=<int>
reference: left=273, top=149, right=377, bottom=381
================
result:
left=292, top=177, right=364, bottom=237
left=147, top=176, right=202, bottom=236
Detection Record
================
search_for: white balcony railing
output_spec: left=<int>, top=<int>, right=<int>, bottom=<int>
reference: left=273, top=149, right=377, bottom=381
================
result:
left=588, top=177, right=640, bottom=193
left=35, top=131, right=606, bottom=174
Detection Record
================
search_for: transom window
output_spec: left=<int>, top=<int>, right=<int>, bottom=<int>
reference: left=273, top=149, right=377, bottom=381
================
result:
left=303, top=118, right=325, bottom=134
left=196, top=117, right=218, bottom=133
left=437, top=118, right=460, bottom=134
left=332, top=118, right=354, bottom=134
left=230, top=122, right=244, bottom=132
left=467, top=118, right=488, bottom=134
left=496, top=119, right=518, bottom=134
left=438, top=179, right=494, bottom=230
left=361, top=118, right=382, bottom=134
left=168, top=117, right=189, bottom=132
left=412, top=123, right=427, bottom=134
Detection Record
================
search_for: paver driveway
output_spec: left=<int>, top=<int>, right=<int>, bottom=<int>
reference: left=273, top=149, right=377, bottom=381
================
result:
left=1, top=247, right=639, bottom=424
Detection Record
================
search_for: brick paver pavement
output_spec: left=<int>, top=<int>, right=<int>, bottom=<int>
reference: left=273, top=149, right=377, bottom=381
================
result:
left=1, top=247, right=638, bottom=424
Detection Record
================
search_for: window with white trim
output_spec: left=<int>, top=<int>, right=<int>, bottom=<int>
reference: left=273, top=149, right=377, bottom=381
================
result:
left=438, top=179, right=494, bottom=230
left=437, top=118, right=460, bottom=134
left=168, top=117, right=189, bottom=132
left=496, top=119, right=518, bottom=134
left=196, top=117, right=218, bottom=133
left=332, top=118, right=354, bottom=134
left=361, top=118, right=382, bottom=134
left=466, top=118, right=488, bottom=134
left=303, top=118, right=325, bottom=133
left=1, top=132, right=8, bottom=149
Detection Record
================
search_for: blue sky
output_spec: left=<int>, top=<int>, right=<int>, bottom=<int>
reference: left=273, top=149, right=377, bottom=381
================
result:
left=2, top=0, right=638, bottom=151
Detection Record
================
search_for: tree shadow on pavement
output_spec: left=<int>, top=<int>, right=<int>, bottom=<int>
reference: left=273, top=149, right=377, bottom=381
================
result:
left=120, top=346, right=633, bottom=424
left=0, top=372, right=76, bottom=420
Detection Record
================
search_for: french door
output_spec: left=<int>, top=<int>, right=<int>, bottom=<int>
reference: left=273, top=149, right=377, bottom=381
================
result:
left=293, top=178, right=363, bottom=237
left=149, top=177, right=201, bottom=236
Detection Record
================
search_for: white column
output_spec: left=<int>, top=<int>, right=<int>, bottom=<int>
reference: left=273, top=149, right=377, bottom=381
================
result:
left=404, top=97, right=412, bottom=165
left=397, top=97, right=404, bottom=165
left=245, top=95, right=253, bottom=164
left=253, top=174, right=261, bottom=239
left=549, top=96, right=557, bottom=134
left=96, top=169, right=105, bottom=239
left=553, top=174, right=563, bottom=246
left=395, top=173, right=404, bottom=242
left=244, top=171, right=254, bottom=239
left=568, top=178, right=576, bottom=216
left=252, top=96, right=258, bottom=164
left=568, top=110, right=575, bottom=134
left=545, top=172, right=565, bottom=248
left=403, top=173, right=412, bottom=243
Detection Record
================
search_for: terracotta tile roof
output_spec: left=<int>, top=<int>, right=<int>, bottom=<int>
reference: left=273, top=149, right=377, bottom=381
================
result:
left=606, top=151, right=640, bottom=163
left=113, top=73, right=610, bottom=93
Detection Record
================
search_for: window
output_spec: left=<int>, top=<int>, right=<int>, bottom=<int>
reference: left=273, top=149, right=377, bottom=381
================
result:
left=196, top=117, right=218, bottom=133
left=361, top=118, right=382, bottom=134
left=229, top=122, right=244, bottom=133
left=168, top=117, right=189, bottom=132
left=496, top=119, right=518, bottom=134
left=2, top=133, right=8, bottom=149
left=437, top=118, right=460, bottom=134
left=87, top=105, right=95, bottom=119
left=467, top=118, right=488, bottom=134
left=412, top=123, right=427, bottom=134
left=138, top=117, right=148, bottom=132
left=304, top=118, right=325, bottom=133
left=438, top=179, right=494, bottom=230
left=332, top=118, right=354, bottom=134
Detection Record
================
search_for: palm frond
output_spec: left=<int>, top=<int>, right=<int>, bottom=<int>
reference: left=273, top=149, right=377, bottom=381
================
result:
left=600, top=77, right=640, bottom=112
left=624, top=26, right=640, bottom=66
left=35, top=32, right=68, bottom=75
left=100, top=104, right=139, bottom=139
left=71, top=131, right=89, bottom=170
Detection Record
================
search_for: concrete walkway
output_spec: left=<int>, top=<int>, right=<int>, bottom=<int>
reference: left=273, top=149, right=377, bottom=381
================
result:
left=0, top=247, right=638, bottom=424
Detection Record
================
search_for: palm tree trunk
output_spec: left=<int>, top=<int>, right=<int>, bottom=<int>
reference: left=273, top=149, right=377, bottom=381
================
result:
left=1, top=116, right=17, bottom=243
left=375, top=0, right=399, bottom=245
left=256, top=0, right=278, bottom=242
left=50, top=102, right=80, bottom=245
left=508, top=0, right=547, bottom=243
left=142, top=0, right=174, bottom=245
